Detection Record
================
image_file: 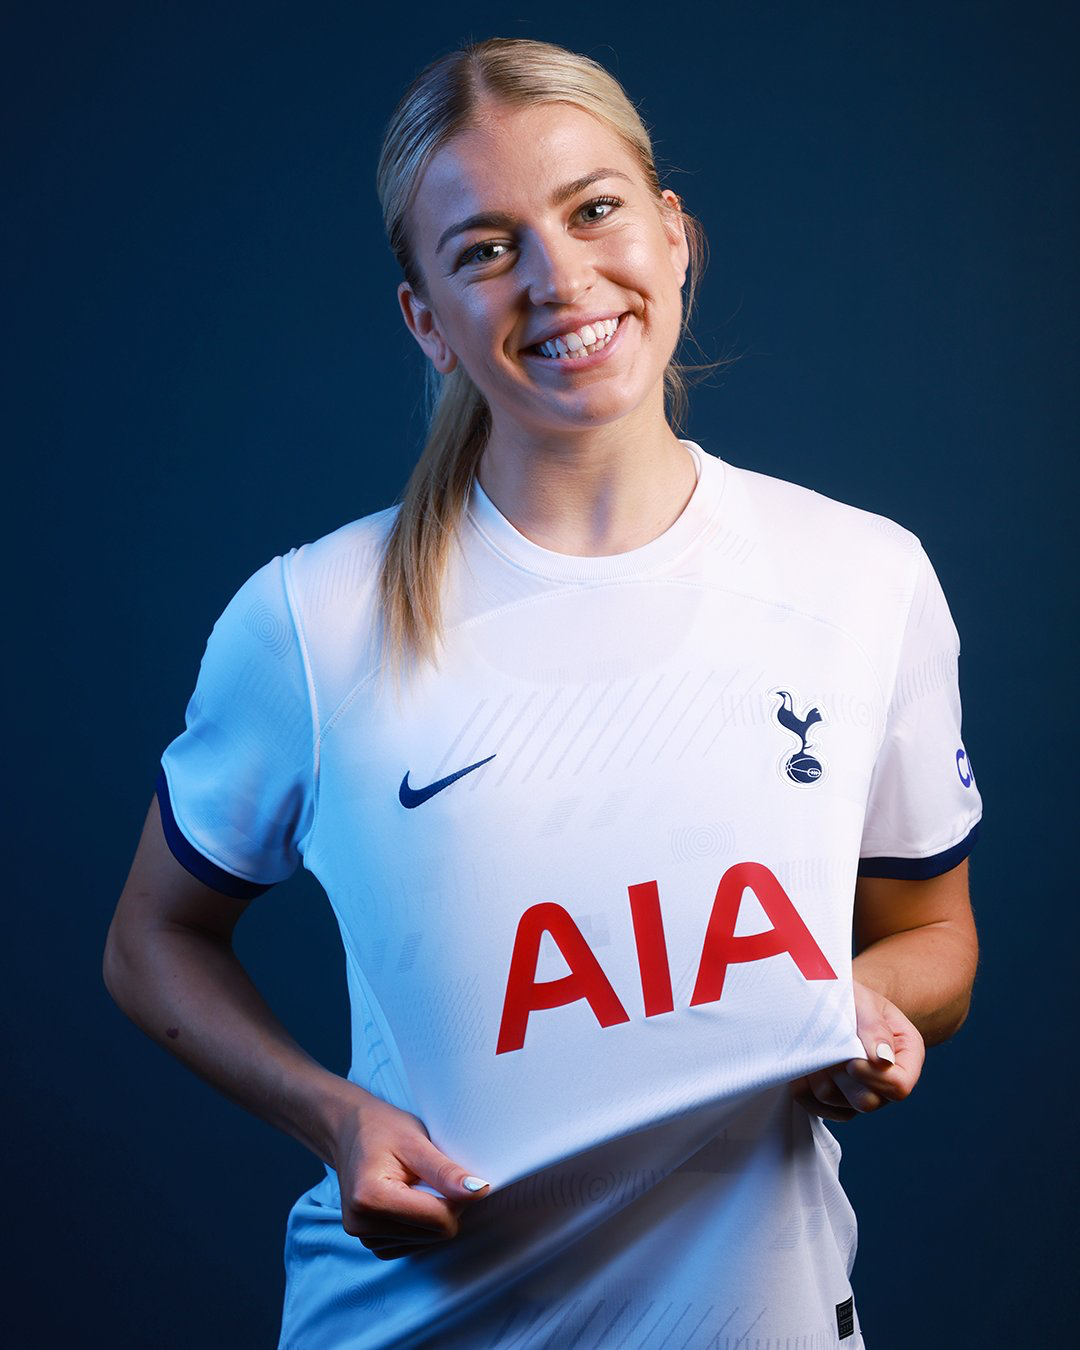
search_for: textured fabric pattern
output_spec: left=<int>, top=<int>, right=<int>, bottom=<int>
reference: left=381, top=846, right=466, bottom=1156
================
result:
left=158, top=443, right=980, bottom=1347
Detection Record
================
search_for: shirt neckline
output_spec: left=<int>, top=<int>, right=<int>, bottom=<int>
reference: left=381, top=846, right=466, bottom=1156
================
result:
left=465, top=439, right=723, bottom=582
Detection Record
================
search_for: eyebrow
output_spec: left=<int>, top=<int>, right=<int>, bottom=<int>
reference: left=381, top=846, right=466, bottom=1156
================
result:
left=435, top=168, right=634, bottom=257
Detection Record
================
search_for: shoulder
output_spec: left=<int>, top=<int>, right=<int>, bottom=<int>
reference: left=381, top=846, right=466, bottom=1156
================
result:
left=723, top=460, right=924, bottom=569
left=209, top=503, right=401, bottom=631
left=717, top=459, right=927, bottom=604
left=705, top=458, right=937, bottom=681
left=269, top=503, right=403, bottom=705
left=286, top=502, right=401, bottom=596
left=197, top=503, right=401, bottom=693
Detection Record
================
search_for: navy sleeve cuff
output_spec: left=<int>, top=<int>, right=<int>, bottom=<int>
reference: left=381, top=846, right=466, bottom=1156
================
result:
left=155, top=766, right=274, bottom=900
left=857, top=819, right=981, bottom=881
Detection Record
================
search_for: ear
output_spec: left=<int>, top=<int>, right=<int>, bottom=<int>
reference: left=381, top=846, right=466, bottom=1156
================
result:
left=659, top=190, right=690, bottom=288
left=397, top=282, right=458, bottom=374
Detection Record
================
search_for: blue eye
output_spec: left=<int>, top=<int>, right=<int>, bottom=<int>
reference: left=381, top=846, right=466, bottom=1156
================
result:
left=461, top=242, right=510, bottom=267
left=579, top=195, right=624, bottom=222
left=457, top=195, right=625, bottom=268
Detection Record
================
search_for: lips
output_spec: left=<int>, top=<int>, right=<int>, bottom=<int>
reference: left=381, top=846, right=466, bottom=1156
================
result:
left=524, top=311, right=629, bottom=354
left=522, top=313, right=633, bottom=371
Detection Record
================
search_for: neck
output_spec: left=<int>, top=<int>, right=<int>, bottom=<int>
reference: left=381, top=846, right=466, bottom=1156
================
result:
left=475, top=401, right=696, bottom=558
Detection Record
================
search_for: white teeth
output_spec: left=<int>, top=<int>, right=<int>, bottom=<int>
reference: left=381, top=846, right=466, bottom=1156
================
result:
left=537, top=315, right=621, bottom=360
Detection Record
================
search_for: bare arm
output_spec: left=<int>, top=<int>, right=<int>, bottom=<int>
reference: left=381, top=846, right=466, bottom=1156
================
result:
left=103, top=795, right=490, bottom=1255
left=851, top=858, right=979, bottom=1046
left=791, top=857, right=978, bottom=1121
left=103, top=794, right=356, bottom=1165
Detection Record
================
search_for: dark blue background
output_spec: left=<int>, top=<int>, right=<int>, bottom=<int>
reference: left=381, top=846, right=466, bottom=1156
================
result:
left=6, top=2, right=1075, bottom=1345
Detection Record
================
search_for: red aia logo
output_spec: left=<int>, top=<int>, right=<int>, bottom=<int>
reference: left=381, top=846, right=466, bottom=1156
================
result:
left=496, top=861, right=836, bottom=1054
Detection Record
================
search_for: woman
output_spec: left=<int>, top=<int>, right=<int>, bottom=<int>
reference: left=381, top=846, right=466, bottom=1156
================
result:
left=104, top=37, right=981, bottom=1349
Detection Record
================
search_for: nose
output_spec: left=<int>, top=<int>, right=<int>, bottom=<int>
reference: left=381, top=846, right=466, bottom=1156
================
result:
left=524, top=229, right=593, bottom=306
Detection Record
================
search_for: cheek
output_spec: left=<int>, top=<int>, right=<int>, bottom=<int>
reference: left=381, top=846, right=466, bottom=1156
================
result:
left=606, top=230, right=653, bottom=277
left=610, top=231, right=683, bottom=305
left=452, top=295, right=484, bottom=336
left=435, top=300, right=496, bottom=373
left=458, top=295, right=508, bottom=351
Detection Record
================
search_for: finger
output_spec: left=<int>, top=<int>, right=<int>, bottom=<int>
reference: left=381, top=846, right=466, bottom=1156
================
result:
left=788, top=1090, right=858, bottom=1123
left=359, top=1230, right=450, bottom=1252
left=365, top=1241, right=425, bottom=1260
left=854, top=1017, right=898, bottom=1068
left=886, top=1024, right=926, bottom=1091
left=845, top=1055, right=900, bottom=1090
left=403, top=1135, right=491, bottom=1204
left=806, top=1069, right=849, bottom=1109
left=845, top=1039, right=921, bottom=1102
left=356, top=1218, right=459, bottom=1243
left=343, top=1175, right=462, bottom=1238
left=831, top=1067, right=887, bottom=1114
left=790, top=1078, right=858, bottom=1122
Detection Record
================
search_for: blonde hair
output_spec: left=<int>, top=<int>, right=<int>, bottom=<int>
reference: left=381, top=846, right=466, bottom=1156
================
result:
left=375, top=37, right=719, bottom=685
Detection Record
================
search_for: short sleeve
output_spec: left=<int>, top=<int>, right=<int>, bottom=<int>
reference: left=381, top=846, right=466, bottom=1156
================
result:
left=858, top=545, right=982, bottom=879
left=157, top=552, right=317, bottom=898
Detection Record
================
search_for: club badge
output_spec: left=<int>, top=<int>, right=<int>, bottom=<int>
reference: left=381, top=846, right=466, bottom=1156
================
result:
left=769, top=688, right=828, bottom=787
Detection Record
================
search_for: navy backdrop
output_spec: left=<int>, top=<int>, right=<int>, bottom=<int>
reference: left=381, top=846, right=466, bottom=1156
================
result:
left=6, top=2, right=1075, bottom=1346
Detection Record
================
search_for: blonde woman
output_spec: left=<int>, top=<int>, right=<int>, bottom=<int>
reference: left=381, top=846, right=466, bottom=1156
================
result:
left=105, top=37, right=981, bottom=1349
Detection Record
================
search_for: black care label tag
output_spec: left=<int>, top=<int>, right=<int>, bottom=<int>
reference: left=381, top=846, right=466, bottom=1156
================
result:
left=836, top=1295, right=855, bottom=1339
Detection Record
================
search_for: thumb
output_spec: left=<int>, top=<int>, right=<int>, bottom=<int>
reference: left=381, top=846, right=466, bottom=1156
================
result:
left=404, top=1134, right=491, bottom=1201
left=853, top=1027, right=896, bottom=1069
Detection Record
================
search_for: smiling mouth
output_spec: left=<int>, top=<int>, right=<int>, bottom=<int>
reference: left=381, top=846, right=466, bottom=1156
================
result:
left=525, top=312, right=630, bottom=361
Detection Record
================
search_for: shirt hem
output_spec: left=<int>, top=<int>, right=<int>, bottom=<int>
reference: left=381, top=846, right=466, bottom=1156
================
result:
left=155, top=765, right=275, bottom=899
left=857, top=818, right=980, bottom=879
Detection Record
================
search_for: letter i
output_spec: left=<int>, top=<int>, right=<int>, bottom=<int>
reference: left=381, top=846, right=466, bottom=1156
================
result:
left=627, top=881, right=675, bottom=1017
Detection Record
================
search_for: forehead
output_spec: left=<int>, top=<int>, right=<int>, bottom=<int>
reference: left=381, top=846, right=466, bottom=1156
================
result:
left=409, top=102, right=640, bottom=245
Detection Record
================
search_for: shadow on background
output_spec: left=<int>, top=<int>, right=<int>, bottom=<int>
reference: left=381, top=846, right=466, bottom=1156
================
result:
left=6, top=2, right=1075, bottom=1345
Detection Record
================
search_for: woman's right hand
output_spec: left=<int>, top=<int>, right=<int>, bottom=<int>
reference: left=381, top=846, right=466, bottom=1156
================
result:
left=328, top=1086, right=491, bottom=1260
left=105, top=796, right=489, bottom=1264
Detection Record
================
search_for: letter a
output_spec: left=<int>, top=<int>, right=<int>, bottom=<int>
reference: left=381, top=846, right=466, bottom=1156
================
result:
left=496, top=902, right=630, bottom=1054
left=689, top=862, right=837, bottom=1006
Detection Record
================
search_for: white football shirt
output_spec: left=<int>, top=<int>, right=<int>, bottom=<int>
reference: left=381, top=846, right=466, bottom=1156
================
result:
left=158, top=441, right=982, bottom=1348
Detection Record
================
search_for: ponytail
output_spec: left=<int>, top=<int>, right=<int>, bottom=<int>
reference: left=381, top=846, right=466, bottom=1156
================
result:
left=377, top=366, right=490, bottom=688
left=374, top=37, right=724, bottom=690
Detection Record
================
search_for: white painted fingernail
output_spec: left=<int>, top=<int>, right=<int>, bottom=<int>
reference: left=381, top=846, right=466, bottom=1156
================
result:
left=463, top=1176, right=489, bottom=1192
left=875, top=1042, right=896, bottom=1064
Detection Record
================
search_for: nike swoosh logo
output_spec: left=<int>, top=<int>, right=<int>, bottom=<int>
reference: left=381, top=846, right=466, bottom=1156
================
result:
left=399, top=754, right=497, bottom=809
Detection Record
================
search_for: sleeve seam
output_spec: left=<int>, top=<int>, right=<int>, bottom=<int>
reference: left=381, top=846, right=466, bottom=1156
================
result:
left=280, top=550, right=322, bottom=851
left=156, top=763, right=279, bottom=894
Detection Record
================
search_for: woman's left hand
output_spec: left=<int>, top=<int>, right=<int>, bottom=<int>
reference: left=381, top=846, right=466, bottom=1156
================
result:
left=789, top=979, right=926, bottom=1122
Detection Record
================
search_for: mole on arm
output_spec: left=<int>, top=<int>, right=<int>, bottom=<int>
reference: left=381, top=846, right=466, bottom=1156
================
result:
left=166, top=1026, right=181, bottom=1039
